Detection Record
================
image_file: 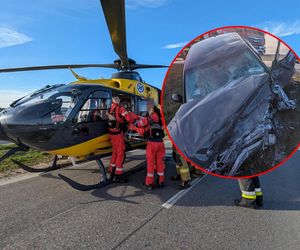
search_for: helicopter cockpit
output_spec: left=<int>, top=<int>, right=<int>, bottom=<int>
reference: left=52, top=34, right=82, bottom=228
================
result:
left=9, top=84, right=82, bottom=125
left=0, top=84, right=113, bottom=150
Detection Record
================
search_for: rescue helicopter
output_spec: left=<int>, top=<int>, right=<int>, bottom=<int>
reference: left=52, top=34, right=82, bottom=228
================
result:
left=0, top=0, right=167, bottom=190
left=167, top=31, right=297, bottom=176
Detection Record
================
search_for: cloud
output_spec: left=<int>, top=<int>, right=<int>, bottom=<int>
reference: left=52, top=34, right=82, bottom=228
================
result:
left=163, top=41, right=188, bottom=49
left=0, top=26, right=32, bottom=49
left=0, top=89, right=29, bottom=108
left=259, top=20, right=300, bottom=37
left=126, top=0, right=170, bottom=9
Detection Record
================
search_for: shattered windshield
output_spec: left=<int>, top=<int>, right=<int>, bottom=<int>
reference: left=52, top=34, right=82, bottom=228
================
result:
left=185, top=50, right=267, bottom=102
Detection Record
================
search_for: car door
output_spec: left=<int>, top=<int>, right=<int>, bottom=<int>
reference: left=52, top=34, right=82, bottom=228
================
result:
left=271, top=50, right=296, bottom=87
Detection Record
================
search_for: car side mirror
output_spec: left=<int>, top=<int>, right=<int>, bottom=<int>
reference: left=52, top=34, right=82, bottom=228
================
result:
left=172, top=93, right=183, bottom=103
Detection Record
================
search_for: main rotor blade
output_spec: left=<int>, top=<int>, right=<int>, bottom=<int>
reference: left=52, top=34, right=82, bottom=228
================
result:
left=132, top=64, right=169, bottom=70
left=100, top=0, right=129, bottom=69
left=0, top=64, right=117, bottom=73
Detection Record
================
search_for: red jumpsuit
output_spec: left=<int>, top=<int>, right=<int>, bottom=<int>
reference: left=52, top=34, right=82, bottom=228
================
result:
left=108, top=103, right=139, bottom=175
left=137, top=112, right=165, bottom=186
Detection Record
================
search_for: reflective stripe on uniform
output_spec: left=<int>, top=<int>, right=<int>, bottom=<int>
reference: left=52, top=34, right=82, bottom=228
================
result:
left=255, top=188, right=263, bottom=196
left=147, top=173, right=154, bottom=177
left=116, top=167, right=123, bottom=172
left=121, top=111, right=128, bottom=116
left=242, top=191, right=256, bottom=200
left=179, top=168, right=189, bottom=174
left=110, top=164, right=116, bottom=167
left=157, top=172, right=164, bottom=176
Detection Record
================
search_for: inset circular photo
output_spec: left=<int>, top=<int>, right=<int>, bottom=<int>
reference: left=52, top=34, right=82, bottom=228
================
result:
left=162, top=26, right=300, bottom=178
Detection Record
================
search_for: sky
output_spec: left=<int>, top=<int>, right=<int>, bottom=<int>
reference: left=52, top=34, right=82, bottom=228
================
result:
left=0, top=0, right=300, bottom=107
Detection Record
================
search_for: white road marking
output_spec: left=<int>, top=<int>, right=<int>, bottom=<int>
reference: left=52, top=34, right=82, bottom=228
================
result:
left=0, top=173, right=40, bottom=186
left=162, top=175, right=207, bottom=209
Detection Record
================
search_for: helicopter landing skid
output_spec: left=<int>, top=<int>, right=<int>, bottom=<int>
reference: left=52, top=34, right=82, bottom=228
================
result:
left=58, top=158, right=147, bottom=191
left=0, top=145, right=29, bottom=163
left=12, top=155, right=60, bottom=173
left=58, top=159, right=110, bottom=191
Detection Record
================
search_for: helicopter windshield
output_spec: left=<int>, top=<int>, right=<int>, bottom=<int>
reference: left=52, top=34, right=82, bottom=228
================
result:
left=11, top=84, right=65, bottom=107
left=184, top=50, right=267, bottom=102
left=12, top=84, right=85, bottom=125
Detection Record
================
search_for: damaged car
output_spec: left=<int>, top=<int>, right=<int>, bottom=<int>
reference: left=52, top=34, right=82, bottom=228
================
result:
left=167, top=32, right=297, bottom=176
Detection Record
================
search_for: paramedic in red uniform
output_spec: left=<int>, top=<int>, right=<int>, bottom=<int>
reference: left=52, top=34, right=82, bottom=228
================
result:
left=107, top=96, right=138, bottom=183
left=136, top=101, right=165, bottom=190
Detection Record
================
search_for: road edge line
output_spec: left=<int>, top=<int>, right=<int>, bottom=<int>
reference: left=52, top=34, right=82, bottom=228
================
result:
left=162, top=175, right=207, bottom=209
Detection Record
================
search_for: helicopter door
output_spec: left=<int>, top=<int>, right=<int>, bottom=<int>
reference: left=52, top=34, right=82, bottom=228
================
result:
left=136, top=97, right=150, bottom=116
left=69, top=90, right=111, bottom=143
left=111, top=91, right=135, bottom=113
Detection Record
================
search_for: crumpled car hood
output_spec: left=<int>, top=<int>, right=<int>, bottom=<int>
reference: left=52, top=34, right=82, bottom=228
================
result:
left=168, top=72, right=295, bottom=176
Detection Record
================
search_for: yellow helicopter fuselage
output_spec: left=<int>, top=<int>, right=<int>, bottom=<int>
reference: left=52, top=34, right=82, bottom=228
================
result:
left=39, top=77, right=159, bottom=158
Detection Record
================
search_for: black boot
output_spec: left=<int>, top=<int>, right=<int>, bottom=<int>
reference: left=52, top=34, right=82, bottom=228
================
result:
left=234, top=198, right=257, bottom=209
left=171, top=174, right=181, bottom=181
left=145, top=184, right=154, bottom=190
left=108, top=168, right=116, bottom=182
left=256, top=195, right=264, bottom=207
left=178, top=181, right=191, bottom=190
left=113, top=174, right=128, bottom=183
left=157, top=182, right=164, bottom=189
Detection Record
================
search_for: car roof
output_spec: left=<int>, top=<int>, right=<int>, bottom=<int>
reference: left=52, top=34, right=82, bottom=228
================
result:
left=184, top=32, right=258, bottom=71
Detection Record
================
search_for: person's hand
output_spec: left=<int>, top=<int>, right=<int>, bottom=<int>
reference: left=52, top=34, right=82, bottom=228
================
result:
left=149, top=108, right=154, bottom=115
left=108, top=114, right=115, bottom=120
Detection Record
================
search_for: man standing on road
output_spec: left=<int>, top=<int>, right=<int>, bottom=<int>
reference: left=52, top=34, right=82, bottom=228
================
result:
left=135, top=101, right=165, bottom=190
left=235, top=177, right=263, bottom=209
left=107, top=96, right=139, bottom=183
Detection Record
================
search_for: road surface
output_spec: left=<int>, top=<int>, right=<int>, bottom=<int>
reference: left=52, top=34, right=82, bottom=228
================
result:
left=0, top=149, right=299, bottom=249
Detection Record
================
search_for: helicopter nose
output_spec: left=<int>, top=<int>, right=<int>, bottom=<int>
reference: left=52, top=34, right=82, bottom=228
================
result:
left=0, top=123, right=8, bottom=141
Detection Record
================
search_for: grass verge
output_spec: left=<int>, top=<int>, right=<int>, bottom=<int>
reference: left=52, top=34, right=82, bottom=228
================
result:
left=0, top=144, right=52, bottom=173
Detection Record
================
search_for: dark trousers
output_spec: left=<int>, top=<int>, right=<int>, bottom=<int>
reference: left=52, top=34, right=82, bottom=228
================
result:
left=238, top=177, right=262, bottom=199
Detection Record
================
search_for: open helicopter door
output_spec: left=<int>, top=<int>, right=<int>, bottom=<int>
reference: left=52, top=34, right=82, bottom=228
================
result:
left=71, top=90, right=111, bottom=140
left=58, top=89, right=113, bottom=191
left=125, top=97, right=150, bottom=144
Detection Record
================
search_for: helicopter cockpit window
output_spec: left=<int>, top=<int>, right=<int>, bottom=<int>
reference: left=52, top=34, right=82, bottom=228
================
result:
left=185, top=50, right=266, bottom=102
left=11, top=84, right=65, bottom=107
left=50, top=94, right=75, bottom=123
left=77, top=91, right=111, bottom=123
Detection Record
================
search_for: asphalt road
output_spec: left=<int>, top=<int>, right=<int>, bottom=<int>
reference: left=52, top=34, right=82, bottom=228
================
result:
left=0, top=150, right=299, bottom=249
